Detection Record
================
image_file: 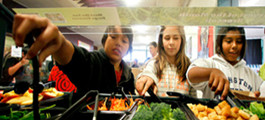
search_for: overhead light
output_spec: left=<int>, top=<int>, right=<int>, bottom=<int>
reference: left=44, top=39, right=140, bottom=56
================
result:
left=124, top=0, right=141, bottom=7
left=132, top=25, right=152, bottom=34
left=239, top=0, right=265, bottom=6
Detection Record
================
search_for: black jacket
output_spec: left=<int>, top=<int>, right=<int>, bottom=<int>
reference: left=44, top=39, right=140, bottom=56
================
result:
left=58, top=45, right=135, bottom=97
left=1, top=53, right=23, bottom=86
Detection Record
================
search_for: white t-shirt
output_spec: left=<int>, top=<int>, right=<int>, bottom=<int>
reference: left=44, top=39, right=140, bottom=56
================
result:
left=186, top=54, right=265, bottom=99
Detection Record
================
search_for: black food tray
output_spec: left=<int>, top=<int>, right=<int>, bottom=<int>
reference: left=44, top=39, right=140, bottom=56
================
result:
left=78, top=93, right=209, bottom=120
left=165, top=91, right=252, bottom=120
left=74, top=93, right=139, bottom=120
left=126, top=96, right=204, bottom=120
left=59, top=91, right=247, bottom=120
left=39, top=92, right=72, bottom=108
left=0, top=91, right=72, bottom=112
left=127, top=91, right=227, bottom=120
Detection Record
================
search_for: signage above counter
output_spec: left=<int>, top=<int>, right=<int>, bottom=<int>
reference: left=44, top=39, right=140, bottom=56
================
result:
left=13, top=7, right=265, bottom=26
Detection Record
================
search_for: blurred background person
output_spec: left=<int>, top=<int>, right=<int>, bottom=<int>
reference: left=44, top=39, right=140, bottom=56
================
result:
left=144, top=41, right=158, bottom=64
left=131, top=59, right=140, bottom=68
left=1, top=48, right=29, bottom=86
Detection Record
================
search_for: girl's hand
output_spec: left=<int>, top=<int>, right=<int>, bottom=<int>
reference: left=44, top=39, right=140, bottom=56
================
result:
left=13, top=14, right=70, bottom=66
left=208, top=68, right=230, bottom=100
left=135, top=76, right=157, bottom=96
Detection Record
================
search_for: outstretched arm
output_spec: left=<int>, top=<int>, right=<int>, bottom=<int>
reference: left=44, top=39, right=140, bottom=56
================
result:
left=136, top=75, right=158, bottom=96
left=13, top=14, right=74, bottom=66
left=135, top=60, right=158, bottom=96
left=8, top=57, right=29, bottom=76
left=188, top=67, right=230, bottom=100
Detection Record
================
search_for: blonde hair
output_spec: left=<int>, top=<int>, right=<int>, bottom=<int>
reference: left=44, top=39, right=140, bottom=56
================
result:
left=155, top=26, right=190, bottom=81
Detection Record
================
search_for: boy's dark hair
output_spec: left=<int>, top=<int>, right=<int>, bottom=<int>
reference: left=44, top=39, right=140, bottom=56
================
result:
left=149, top=41, right=157, bottom=48
left=215, top=27, right=246, bottom=60
left=101, top=26, right=133, bottom=53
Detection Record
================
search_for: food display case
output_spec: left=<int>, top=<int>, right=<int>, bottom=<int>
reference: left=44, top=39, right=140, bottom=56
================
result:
left=51, top=90, right=264, bottom=120
left=1, top=89, right=264, bottom=120
left=0, top=1, right=265, bottom=120
left=0, top=86, right=72, bottom=119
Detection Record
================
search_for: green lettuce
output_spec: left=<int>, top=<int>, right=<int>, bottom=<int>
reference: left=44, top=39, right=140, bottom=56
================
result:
left=249, top=102, right=265, bottom=119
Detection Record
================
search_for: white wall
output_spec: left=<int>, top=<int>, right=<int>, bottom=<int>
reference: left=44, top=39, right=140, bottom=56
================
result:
left=239, top=0, right=265, bottom=7
left=263, top=36, right=265, bottom=63
left=189, top=0, right=217, bottom=7
left=184, top=26, right=199, bottom=61
left=245, top=28, right=264, bottom=40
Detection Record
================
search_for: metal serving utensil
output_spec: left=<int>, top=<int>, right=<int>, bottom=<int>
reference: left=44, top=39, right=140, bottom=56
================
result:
left=118, top=87, right=131, bottom=107
left=106, top=91, right=115, bottom=110
left=106, top=87, right=131, bottom=110
left=147, top=87, right=162, bottom=103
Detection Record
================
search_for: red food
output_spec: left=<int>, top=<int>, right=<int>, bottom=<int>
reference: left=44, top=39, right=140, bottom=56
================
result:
left=42, top=92, right=57, bottom=100
left=28, top=88, right=33, bottom=93
left=0, top=95, right=20, bottom=103
left=0, top=90, right=3, bottom=99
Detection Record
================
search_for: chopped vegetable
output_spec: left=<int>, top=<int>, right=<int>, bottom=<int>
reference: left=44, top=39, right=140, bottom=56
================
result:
left=151, top=102, right=172, bottom=120
left=171, top=108, right=186, bottom=120
left=132, top=105, right=153, bottom=120
left=249, top=102, right=265, bottom=119
left=87, top=97, right=134, bottom=111
left=0, top=104, right=56, bottom=120
left=132, top=102, right=186, bottom=120
left=86, top=105, right=93, bottom=110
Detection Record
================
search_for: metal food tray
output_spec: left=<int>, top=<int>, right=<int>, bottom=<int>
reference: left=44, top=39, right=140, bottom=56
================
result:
left=0, top=91, right=72, bottom=112
left=70, top=93, right=139, bottom=120
left=54, top=90, right=251, bottom=120
left=165, top=91, right=253, bottom=120
left=67, top=92, right=207, bottom=120
left=124, top=96, right=198, bottom=120
left=127, top=91, right=233, bottom=120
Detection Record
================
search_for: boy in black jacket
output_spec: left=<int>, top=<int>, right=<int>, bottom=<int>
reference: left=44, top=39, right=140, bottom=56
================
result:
left=12, top=14, right=135, bottom=99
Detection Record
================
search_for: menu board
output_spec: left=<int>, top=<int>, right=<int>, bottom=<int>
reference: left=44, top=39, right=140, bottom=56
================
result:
left=13, top=7, right=265, bottom=26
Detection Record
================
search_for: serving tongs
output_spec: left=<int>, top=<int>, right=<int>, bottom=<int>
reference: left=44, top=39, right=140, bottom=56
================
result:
left=147, top=87, right=162, bottom=103
left=119, top=87, right=131, bottom=107
left=166, top=91, right=205, bottom=120
left=55, top=90, right=99, bottom=120
left=106, top=87, right=131, bottom=110
left=166, top=91, right=212, bottom=105
left=224, top=90, right=247, bottom=108
left=213, top=90, right=247, bottom=108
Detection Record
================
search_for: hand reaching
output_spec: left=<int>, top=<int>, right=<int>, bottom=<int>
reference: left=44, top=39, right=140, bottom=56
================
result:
left=135, top=76, right=157, bottom=96
left=13, top=14, right=70, bottom=66
left=208, top=68, right=230, bottom=100
left=20, top=57, right=29, bottom=66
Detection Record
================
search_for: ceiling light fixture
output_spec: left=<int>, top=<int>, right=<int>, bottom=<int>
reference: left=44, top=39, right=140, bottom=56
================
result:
left=124, top=0, right=141, bottom=7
